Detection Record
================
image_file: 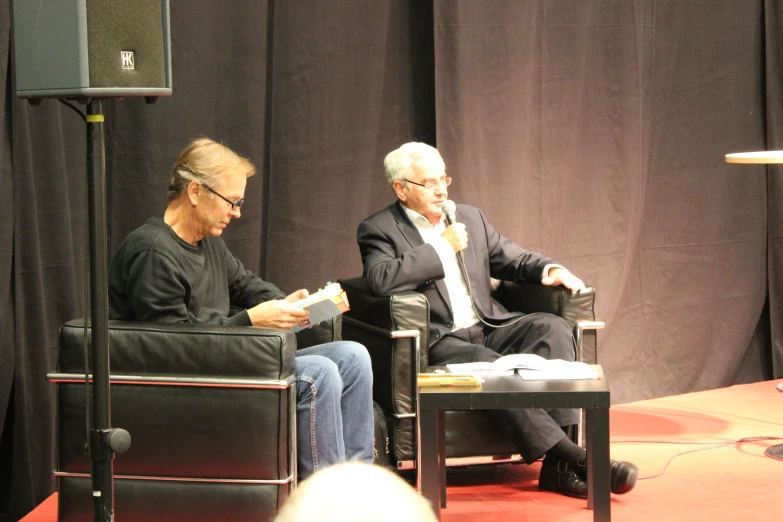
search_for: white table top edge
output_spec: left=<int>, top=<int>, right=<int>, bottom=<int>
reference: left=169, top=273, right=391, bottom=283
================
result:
left=725, top=150, right=783, bottom=164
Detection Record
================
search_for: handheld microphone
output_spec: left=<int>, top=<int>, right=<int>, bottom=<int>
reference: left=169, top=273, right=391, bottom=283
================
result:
left=442, top=200, right=457, bottom=226
left=441, top=200, right=464, bottom=265
left=439, top=199, right=527, bottom=331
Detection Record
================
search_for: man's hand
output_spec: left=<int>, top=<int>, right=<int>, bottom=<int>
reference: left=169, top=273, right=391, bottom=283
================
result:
left=284, top=288, right=309, bottom=303
left=441, top=223, right=468, bottom=253
left=247, top=299, right=310, bottom=329
left=541, top=267, right=586, bottom=292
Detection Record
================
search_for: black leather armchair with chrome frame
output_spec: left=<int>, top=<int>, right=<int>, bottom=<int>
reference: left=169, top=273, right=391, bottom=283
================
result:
left=48, top=317, right=341, bottom=522
left=338, top=277, right=604, bottom=471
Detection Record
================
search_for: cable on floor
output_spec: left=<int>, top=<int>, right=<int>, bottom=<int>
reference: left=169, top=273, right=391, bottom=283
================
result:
left=611, top=436, right=783, bottom=479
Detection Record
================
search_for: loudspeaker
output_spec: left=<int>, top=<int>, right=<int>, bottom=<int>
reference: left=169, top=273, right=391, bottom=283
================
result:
left=12, top=0, right=172, bottom=99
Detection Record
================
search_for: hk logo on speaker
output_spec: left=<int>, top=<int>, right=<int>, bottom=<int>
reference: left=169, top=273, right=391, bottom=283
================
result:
left=121, top=51, right=135, bottom=70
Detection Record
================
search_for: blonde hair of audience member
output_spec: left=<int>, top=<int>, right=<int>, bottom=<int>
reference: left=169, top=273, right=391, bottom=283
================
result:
left=275, top=462, right=437, bottom=522
left=166, top=137, right=256, bottom=200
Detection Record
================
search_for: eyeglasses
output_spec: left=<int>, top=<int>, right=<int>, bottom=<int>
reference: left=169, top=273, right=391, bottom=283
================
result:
left=202, top=184, right=245, bottom=210
left=403, top=176, right=452, bottom=190
left=176, top=164, right=245, bottom=210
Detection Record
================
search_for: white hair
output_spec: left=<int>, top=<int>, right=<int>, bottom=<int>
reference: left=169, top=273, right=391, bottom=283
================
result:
left=383, top=142, right=445, bottom=186
left=275, top=462, right=437, bottom=522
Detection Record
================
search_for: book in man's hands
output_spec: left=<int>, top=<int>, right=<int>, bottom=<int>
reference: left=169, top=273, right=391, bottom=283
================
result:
left=446, top=353, right=599, bottom=380
left=290, top=283, right=350, bottom=332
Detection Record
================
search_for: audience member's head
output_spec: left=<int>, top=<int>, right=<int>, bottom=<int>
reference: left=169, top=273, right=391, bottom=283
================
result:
left=275, top=462, right=437, bottom=522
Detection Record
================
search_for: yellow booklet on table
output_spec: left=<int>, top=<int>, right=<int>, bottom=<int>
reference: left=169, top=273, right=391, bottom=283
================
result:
left=417, top=373, right=484, bottom=387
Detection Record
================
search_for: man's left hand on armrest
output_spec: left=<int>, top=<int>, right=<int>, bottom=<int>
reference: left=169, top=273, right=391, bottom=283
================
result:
left=541, top=267, right=586, bottom=292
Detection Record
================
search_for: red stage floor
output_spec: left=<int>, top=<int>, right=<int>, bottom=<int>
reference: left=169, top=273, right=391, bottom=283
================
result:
left=20, top=379, right=783, bottom=521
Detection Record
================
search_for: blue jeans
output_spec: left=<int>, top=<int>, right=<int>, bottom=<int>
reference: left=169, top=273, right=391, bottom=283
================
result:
left=295, top=341, right=374, bottom=480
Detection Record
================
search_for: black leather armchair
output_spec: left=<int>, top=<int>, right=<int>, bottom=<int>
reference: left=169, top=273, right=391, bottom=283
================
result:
left=338, top=277, right=603, bottom=470
left=48, top=318, right=341, bottom=522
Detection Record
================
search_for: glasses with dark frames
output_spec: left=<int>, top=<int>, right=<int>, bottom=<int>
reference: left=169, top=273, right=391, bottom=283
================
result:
left=403, top=176, right=452, bottom=190
left=177, top=164, right=246, bottom=210
left=202, top=184, right=245, bottom=210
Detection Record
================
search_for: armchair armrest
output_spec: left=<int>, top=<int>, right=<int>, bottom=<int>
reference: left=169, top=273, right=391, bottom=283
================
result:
left=338, top=278, right=429, bottom=343
left=493, top=281, right=600, bottom=330
left=493, top=281, right=604, bottom=362
left=57, top=319, right=297, bottom=382
left=338, top=277, right=428, bottom=416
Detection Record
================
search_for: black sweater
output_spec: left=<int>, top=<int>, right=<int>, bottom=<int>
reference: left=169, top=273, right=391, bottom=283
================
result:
left=109, top=217, right=285, bottom=326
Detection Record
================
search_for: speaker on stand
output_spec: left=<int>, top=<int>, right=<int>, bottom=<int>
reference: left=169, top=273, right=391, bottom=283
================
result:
left=12, top=1, right=172, bottom=520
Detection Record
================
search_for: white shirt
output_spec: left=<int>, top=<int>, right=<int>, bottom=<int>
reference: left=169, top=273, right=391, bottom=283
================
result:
left=403, top=206, right=480, bottom=330
left=403, top=205, right=563, bottom=331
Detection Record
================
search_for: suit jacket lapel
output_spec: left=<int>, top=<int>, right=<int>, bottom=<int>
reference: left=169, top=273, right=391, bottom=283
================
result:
left=392, top=201, right=453, bottom=317
left=392, top=202, right=424, bottom=249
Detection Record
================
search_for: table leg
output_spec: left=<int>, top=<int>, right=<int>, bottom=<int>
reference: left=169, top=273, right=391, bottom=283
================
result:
left=438, top=409, right=446, bottom=508
left=586, top=407, right=611, bottom=522
left=420, top=407, right=441, bottom=519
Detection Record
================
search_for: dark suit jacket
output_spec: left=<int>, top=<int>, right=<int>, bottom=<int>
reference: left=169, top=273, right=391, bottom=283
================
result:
left=357, top=201, right=554, bottom=346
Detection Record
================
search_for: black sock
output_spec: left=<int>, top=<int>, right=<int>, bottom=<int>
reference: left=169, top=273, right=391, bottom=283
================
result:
left=543, top=435, right=586, bottom=469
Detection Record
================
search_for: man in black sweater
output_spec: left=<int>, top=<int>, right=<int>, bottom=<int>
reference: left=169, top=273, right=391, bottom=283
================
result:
left=109, top=137, right=374, bottom=479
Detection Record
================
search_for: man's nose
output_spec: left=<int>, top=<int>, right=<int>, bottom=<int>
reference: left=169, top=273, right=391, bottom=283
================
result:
left=229, top=206, right=241, bottom=218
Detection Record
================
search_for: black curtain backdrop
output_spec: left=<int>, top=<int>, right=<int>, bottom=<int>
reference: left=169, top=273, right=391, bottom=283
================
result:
left=434, top=1, right=771, bottom=401
left=0, top=0, right=779, bottom=519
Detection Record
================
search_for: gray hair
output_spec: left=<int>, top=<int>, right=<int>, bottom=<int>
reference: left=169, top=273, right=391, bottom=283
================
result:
left=167, top=137, right=255, bottom=200
left=383, top=142, right=445, bottom=187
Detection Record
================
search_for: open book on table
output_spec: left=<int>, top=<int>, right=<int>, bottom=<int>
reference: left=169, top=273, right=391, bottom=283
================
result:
left=290, top=282, right=350, bottom=333
left=446, top=353, right=599, bottom=380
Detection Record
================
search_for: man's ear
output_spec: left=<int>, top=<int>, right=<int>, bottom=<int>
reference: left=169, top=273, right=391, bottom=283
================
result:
left=186, top=181, right=202, bottom=206
left=392, top=180, right=407, bottom=202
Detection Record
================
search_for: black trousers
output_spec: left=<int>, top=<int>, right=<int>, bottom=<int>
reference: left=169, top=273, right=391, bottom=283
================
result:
left=428, top=312, right=580, bottom=464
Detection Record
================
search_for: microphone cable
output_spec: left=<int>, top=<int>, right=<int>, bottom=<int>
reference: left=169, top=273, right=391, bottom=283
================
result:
left=455, top=248, right=534, bottom=330
left=455, top=250, right=580, bottom=354
left=612, top=436, right=783, bottom=480
left=443, top=200, right=547, bottom=330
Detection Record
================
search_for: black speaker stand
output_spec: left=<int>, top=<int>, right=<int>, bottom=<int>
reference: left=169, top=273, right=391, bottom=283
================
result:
left=84, top=99, right=130, bottom=522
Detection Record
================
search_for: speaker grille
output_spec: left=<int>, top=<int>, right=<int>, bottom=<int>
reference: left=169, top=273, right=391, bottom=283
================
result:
left=86, top=0, right=167, bottom=89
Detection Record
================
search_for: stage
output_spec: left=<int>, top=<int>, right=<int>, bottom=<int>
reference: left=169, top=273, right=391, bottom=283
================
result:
left=21, top=379, right=783, bottom=522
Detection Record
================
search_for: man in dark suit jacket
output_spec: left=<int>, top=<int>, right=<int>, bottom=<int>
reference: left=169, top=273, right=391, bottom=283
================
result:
left=357, top=142, right=637, bottom=499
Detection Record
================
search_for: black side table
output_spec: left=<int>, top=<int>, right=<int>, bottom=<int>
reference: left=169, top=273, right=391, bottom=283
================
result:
left=418, top=365, right=611, bottom=521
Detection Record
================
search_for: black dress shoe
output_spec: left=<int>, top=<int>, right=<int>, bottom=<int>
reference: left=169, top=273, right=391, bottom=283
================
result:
left=576, top=459, right=638, bottom=495
left=538, top=462, right=588, bottom=499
